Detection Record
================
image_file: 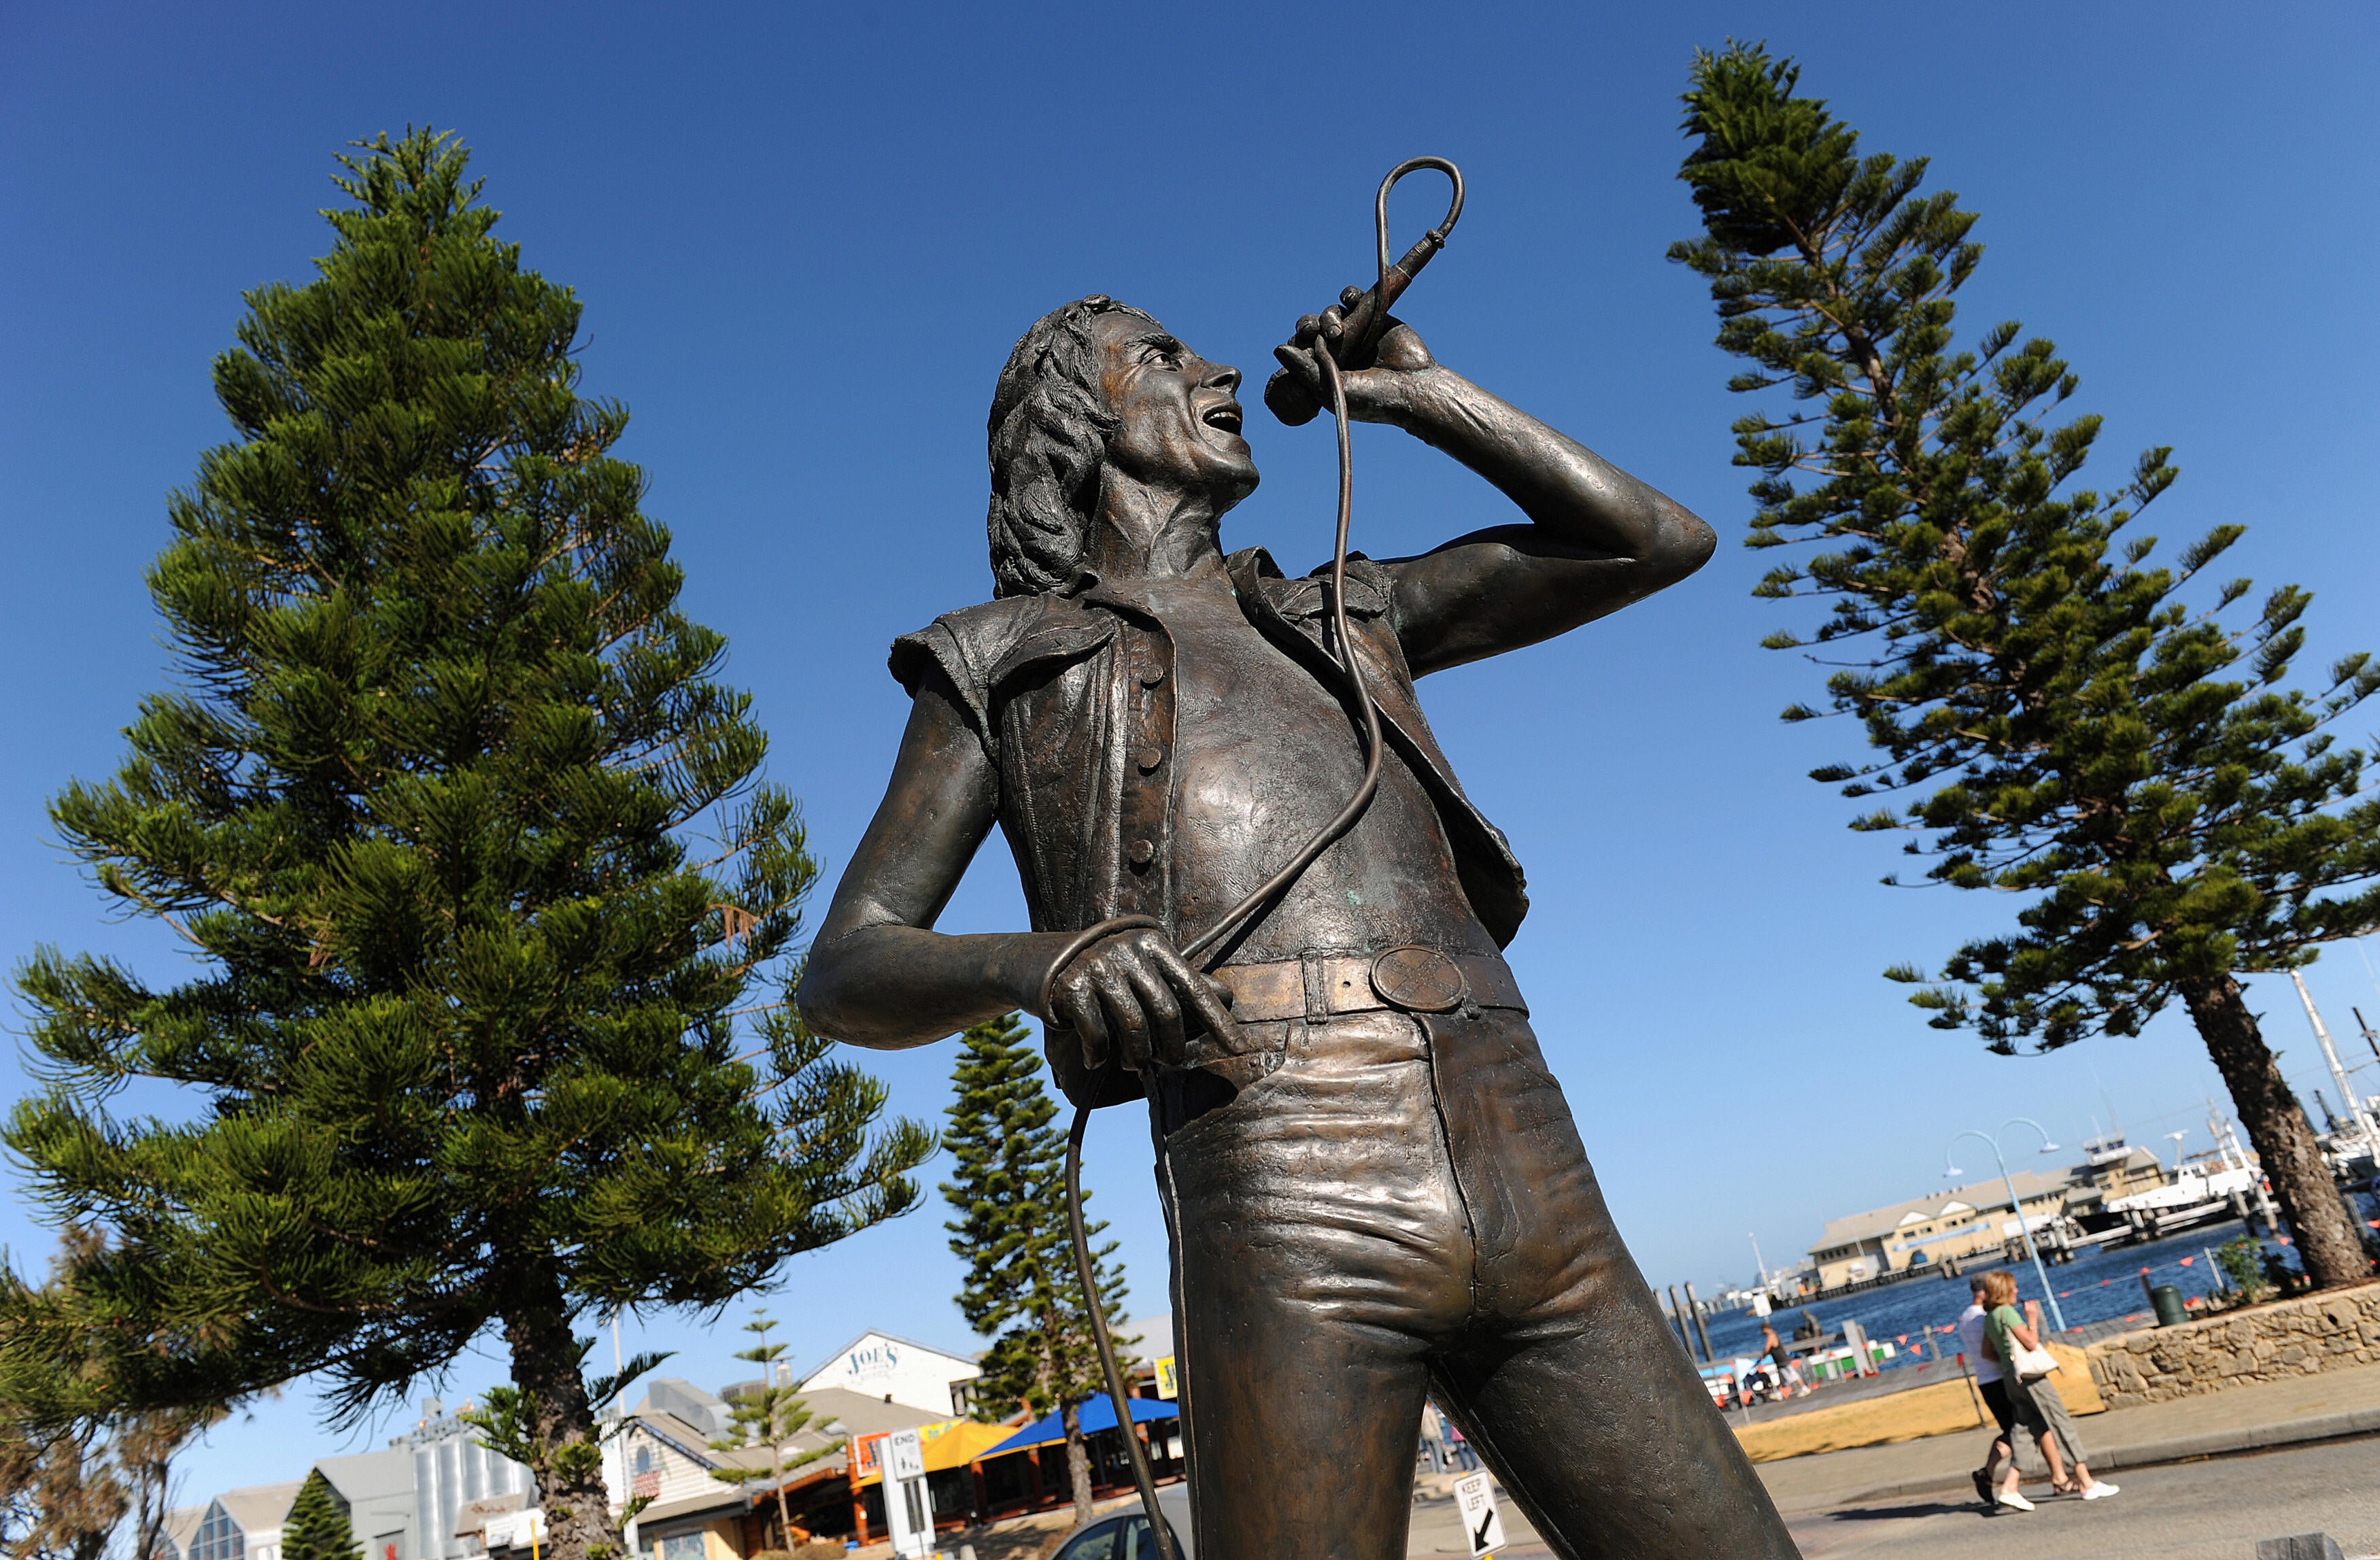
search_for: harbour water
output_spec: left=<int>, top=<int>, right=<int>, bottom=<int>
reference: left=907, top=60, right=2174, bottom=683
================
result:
left=1691, top=1208, right=2370, bottom=1371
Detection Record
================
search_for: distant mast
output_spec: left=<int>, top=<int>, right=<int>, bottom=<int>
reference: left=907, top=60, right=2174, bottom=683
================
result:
left=2292, top=971, right=2379, bottom=1152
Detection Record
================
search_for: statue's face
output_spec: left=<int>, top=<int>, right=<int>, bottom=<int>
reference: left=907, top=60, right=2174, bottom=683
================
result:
left=1093, top=313, right=1259, bottom=506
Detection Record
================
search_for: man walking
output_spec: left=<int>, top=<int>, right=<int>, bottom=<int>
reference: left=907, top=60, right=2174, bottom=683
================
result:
left=1959, top=1274, right=2036, bottom=1510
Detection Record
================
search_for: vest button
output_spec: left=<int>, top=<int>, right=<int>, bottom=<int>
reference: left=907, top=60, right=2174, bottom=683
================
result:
left=1127, top=838, right=1155, bottom=868
left=1139, top=664, right=1166, bottom=688
left=1136, top=745, right=1165, bottom=773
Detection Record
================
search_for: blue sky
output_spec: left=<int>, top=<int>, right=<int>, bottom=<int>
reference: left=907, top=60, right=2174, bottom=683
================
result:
left=4, top=0, right=2377, bottom=1504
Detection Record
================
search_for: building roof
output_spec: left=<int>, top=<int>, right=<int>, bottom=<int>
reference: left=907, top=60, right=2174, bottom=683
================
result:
left=703, top=1443, right=781, bottom=1476
left=790, top=1387, right=949, bottom=1441
left=690, top=1385, right=949, bottom=1486
left=630, top=1486, right=750, bottom=1531
left=313, top=1449, right=415, bottom=1503
left=213, top=1482, right=305, bottom=1536
left=634, top=1379, right=728, bottom=1437
left=1809, top=1169, right=2077, bottom=1252
left=795, top=1331, right=980, bottom=1385
left=626, top=1408, right=724, bottom=1467
left=160, top=1506, right=206, bottom=1559
left=1115, top=1315, right=1172, bottom=1357
left=715, top=1444, right=861, bottom=1497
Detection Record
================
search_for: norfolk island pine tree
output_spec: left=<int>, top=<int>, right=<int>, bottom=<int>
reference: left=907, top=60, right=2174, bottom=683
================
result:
left=940, top=1013, right=1131, bottom=1525
left=0, top=128, right=934, bottom=1560
left=1669, top=46, right=2380, bottom=1287
left=704, top=1312, right=839, bottom=1550
left=280, top=1472, right=361, bottom=1560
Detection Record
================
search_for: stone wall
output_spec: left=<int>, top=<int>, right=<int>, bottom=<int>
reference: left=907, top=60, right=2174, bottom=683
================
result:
left=2086, top=1282, right=2380, bottom=1406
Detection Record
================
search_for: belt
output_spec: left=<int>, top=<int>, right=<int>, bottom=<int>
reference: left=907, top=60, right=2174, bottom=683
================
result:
left=1212, top=947, right=1526, bottom=1024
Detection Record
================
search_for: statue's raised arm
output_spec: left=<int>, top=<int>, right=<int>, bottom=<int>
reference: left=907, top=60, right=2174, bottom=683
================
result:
left=1270, top=305, right=1715, bottom=676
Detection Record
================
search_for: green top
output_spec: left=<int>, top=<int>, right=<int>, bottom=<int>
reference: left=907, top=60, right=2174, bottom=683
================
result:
left=1984, top=1303, right=2028, bottom=1366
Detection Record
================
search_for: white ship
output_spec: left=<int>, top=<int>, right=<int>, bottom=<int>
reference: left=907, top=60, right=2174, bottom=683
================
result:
left=2096, top=1112, right=2273, bottom=1238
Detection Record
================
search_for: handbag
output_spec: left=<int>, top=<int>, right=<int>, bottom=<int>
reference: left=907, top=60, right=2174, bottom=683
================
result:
left=2011, top=1341, right=2061, bottom=1382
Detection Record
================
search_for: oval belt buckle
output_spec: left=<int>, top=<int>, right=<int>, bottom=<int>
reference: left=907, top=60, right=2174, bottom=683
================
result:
left=1369, top=946, right=1467, bottom=1014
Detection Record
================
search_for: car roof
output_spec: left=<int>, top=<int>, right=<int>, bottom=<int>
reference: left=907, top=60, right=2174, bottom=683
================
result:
left=1053, top=1489, right=1194, bottom=1560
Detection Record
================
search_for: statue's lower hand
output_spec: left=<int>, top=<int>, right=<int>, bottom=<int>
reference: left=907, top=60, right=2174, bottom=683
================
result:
left=1043, top=928, right=1236, bottom=1074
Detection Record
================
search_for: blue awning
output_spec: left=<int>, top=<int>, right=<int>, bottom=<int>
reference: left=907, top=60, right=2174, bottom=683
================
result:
left=982, top=1397, right=1179, bottom=1458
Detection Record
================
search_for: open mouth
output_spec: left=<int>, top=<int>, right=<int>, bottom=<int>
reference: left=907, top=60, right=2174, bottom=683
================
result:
left=1202, top=401, right=1244, bottom=437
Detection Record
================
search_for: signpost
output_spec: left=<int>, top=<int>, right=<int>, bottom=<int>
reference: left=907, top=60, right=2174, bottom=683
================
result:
left=1452, top=1472, right=1506, bottom=1557
left=882, top=1427, right=934, bottom=1560
left=1843, top=1319, right=1876, bottom=1377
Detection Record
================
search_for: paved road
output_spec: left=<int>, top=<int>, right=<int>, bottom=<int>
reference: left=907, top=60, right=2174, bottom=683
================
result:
left=1782, top=1436, right=2380, bottom=1559
left=1409, top=1436, right=2377, bottom=1559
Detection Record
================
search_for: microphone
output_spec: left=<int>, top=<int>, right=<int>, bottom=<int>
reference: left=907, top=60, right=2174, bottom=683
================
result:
left=1264, top=156, right=1465, bottom=427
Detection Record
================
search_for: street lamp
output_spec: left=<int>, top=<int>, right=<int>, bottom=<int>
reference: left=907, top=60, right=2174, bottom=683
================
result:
left=1945, top=1117, right=2071, bottom=1334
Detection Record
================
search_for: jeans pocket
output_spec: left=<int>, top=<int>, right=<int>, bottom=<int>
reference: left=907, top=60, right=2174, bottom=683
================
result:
left=1157, top=1055, right=1295, bottom=1156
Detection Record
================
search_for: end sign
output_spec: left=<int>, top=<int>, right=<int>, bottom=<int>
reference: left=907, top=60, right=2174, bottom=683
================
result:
left=885, top=1427, right=927, bottom=1482
left=1452, top=1473, right=1505, bottom=1556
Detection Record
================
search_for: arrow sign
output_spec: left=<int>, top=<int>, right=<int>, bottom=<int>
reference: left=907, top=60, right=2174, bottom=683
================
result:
left=1453, top=1472, right=1506, bottom=1557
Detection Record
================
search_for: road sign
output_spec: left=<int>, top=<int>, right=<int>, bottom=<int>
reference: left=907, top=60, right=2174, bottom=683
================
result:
left=882, top=1427, right=933, bottom=1559
left=1154, top=1355, right=1179, bottom=1400
left=1452, top=1472, right=1505, bottom=1556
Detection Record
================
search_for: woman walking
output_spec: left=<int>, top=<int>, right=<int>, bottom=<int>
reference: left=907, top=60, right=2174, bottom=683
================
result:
left=1979, top=1269, right=2120, bottom=1504
left=1958, top=1273, right=2043, bottom=1511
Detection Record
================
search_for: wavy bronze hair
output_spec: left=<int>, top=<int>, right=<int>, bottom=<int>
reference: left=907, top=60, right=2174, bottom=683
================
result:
left=985, top=295, right=1156, bottom=597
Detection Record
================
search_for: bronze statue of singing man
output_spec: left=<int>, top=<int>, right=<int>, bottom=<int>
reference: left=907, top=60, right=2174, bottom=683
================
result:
left=798, top=294, right=1799, bottom=1559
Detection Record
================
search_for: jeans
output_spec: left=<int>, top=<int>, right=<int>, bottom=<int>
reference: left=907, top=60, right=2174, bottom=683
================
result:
left=1150, top=1004, right=1796, bottom=1560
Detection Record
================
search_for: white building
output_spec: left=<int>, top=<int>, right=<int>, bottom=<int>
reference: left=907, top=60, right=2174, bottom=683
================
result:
left=596, top=1374, right=959, bottom=1558
left=177, top=1402, right=537, bottom=1560
left=186, top=1482, right=303, bottom=1560
left=613, top=1379, right=736, bottom=1519
left=796, top=1332, right=979, bottom=1417
left=156, top=1506, right=206, bottom=1560
left=398, top=1405, right=538, bottom=1560
left=313, top=1448, right=422, bottom=1560
left=603, top=1376, right=771, bottom=1560
left=1805, top=1169, right=2081, bottom=1289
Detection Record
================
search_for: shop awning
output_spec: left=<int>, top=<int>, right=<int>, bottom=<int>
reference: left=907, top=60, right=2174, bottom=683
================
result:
left=981, top=1397, right=1179, bottom=1459
left=851, top=1419, right=1019, bottom=1485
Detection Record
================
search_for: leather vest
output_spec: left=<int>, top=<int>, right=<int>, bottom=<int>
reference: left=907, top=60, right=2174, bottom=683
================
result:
left=888, top=548, right=1531, bottom=1100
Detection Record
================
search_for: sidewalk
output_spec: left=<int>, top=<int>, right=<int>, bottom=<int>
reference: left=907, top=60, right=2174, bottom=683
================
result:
left=1754, top=1359, right=2380, bottom=1516
left=864, top=1367, right=2380, bottom=1560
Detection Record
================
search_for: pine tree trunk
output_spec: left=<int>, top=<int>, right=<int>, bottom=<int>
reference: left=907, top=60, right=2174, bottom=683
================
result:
left=1061, top=1402, right=1092, bottom=1527
left=2181, top=973, right=2369, bottom=1289
left=772, top=1454, right=794, bottom=1550
left=502, top=1273, right=619, bottom=1560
